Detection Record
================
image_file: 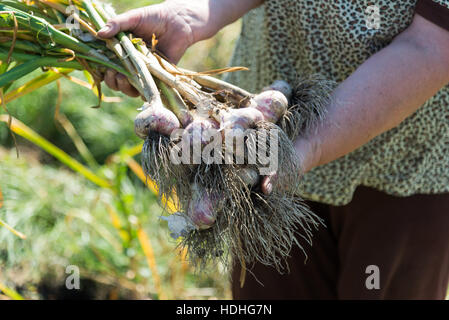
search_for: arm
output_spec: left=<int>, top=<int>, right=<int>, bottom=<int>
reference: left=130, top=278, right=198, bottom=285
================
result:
left=191, top=0, right=265, bottom=42
left=299, top=14, right=449, bottom=173
left=262, top=14, right=449, bottom=194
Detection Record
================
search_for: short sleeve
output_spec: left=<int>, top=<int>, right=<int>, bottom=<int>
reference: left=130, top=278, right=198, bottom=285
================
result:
left=415, top=0, right=449, bottom=31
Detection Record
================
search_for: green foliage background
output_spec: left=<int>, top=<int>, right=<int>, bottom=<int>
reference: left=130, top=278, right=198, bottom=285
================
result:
left=0, top=0, right=241, bottom=300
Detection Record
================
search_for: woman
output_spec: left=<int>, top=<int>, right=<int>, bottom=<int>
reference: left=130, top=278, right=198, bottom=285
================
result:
left=98, top=0, right=449, bottom=299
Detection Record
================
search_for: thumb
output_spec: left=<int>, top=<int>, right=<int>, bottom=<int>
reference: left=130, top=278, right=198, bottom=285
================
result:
left=97, top=9, right=144, bottom=38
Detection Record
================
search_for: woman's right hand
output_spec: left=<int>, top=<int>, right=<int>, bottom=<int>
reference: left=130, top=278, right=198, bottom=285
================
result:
left=97, top=0, right=264, bottom=98
left=97, top=0, right=224, bottom=97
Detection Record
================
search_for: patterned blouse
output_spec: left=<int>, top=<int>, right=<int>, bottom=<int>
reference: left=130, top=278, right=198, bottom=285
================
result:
left=227, top=0, right=449, bottom=206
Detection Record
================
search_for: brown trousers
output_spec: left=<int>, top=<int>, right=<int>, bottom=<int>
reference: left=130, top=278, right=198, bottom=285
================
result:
left=232, top=186, right=449, bottom=299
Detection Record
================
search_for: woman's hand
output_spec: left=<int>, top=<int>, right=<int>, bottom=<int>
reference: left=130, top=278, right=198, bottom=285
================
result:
left=97, top=0, right=214, bottom=97
left=254, top=81, right=322, bottom=195
left=261, top=137, right=322, bottom=195
left=97, top=0, right=264, bottom=97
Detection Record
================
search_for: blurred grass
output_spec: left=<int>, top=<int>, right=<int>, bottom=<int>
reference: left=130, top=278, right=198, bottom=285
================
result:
left=0, top=0, right=241, bottom=300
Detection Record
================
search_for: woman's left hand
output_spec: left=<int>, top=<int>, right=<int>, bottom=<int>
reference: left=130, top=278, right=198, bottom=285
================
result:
left=261, top=136, right=322, bottom=195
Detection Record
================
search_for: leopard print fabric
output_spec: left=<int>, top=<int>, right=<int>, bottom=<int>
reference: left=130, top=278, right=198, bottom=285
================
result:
left=226, top=0, right=449, bottom=205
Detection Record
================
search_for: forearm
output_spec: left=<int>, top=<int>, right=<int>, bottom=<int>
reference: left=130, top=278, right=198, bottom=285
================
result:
left=192, top=0, right=264, bottom=40
left=212, top=0, right=264, bottom=26
left=297, top=14, right=449, bottom=172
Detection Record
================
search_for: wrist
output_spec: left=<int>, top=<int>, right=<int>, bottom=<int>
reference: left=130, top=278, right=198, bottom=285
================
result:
left=294, top=135, right=322, bottom=174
